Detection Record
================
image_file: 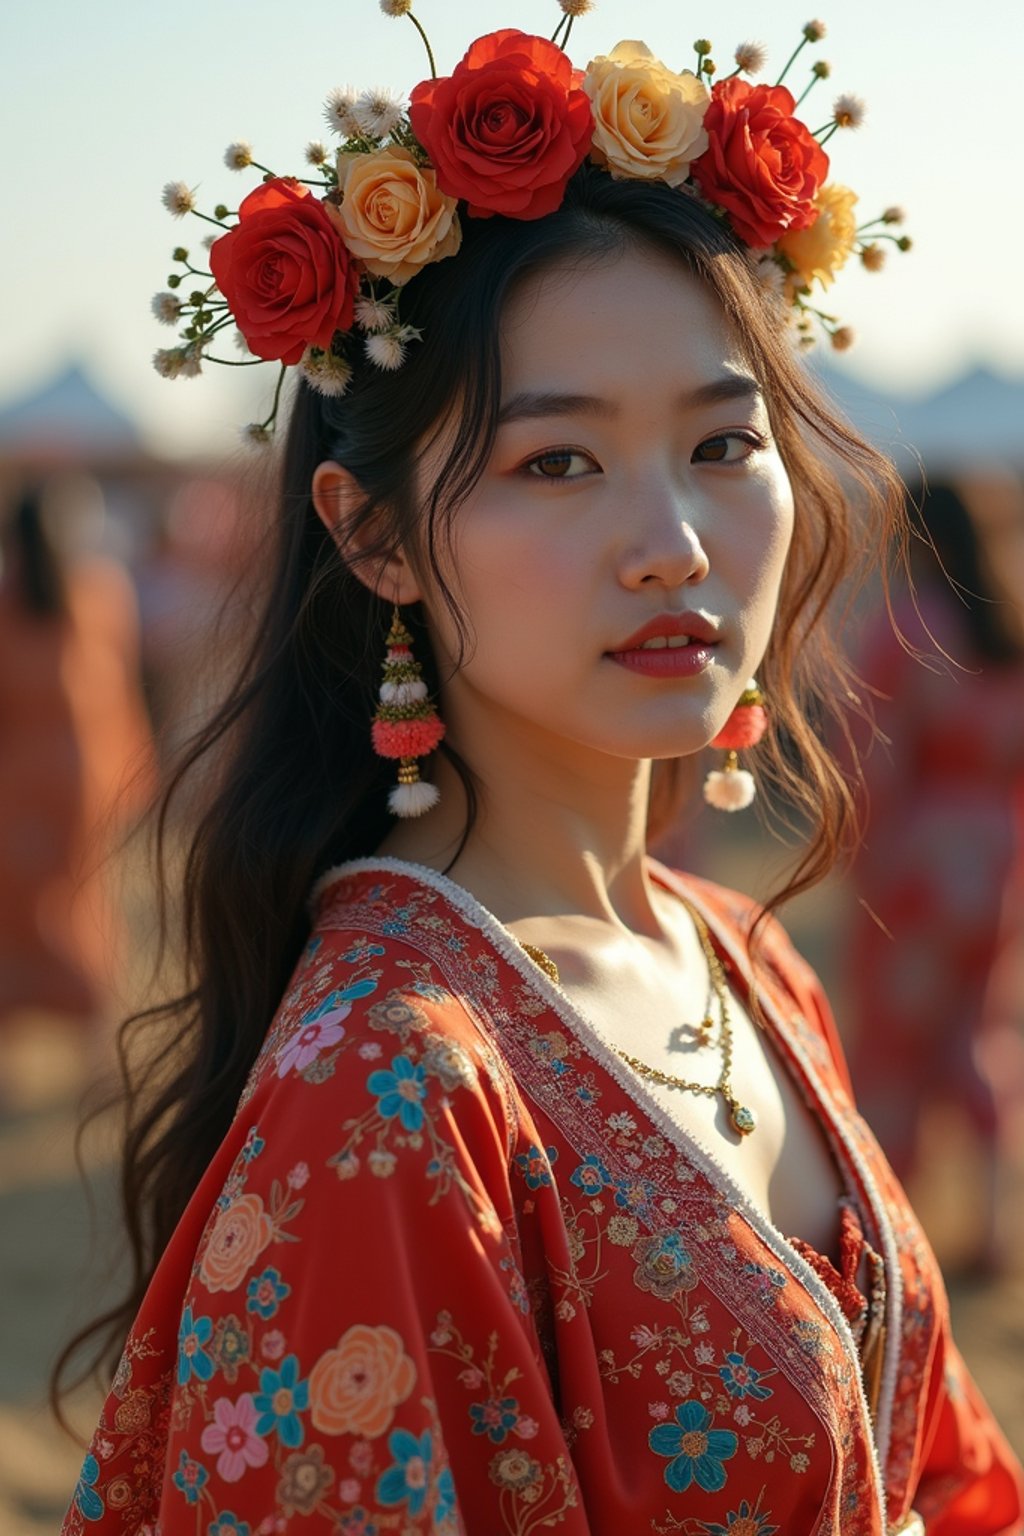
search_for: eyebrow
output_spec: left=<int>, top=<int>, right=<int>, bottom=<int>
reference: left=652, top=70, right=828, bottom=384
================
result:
left=496, top=375, right=763, bottom=426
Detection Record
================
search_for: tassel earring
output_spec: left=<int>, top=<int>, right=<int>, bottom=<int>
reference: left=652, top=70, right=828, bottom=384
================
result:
left=703, top=679, right=768, bottom=812
left=371, top=605, right=445, bottom=818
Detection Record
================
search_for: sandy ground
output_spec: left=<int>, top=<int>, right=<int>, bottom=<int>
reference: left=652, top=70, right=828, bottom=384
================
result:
left=1, top=846, right=1022, bottom=1531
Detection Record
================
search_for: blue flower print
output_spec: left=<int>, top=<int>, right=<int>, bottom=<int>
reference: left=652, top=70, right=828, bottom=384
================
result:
left=613, top=1176, right=656, bottom=1216
left=649, top=1400, right=738, bottom=1493
left=209, top=1515, right=252, bottom=1536
left=569, top=1154, right=613, bottom=1194
left=718, top=1351, right=774, bottom=1401
left=376, top=1427, right=433, bottom=1517
left=73, top=1453, right=104, bottom=1522
left=382, top=918, right=410, bottom=936
left=468, top=1395, right=520, bottom=1444
left=172, top=1449, right=209, bottom=1505
left=254, top=1354, right=309, bottom=1448
left=339, top=1510, right=378, bottom=1535
left=434, top=1463, right=457, bottom=1527
left=177, top=1305, right=215, bottom=1385
left=514, top=1144, right=558, bottom=1190
left=241, top=1126, right=264, bottom=1162
left=703, top=1497, right=779, bottom=1535
left=246, top=1265, right=291, bottom=1320
left=342, top=941, right=385, bottom=963
left=368, top=1055, right=428, bottom=1132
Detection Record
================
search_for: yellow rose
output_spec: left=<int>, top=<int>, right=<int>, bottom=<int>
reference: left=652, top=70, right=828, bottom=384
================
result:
left=777, top=183, right=858, bottom=291
left=328, top=146, right=461, bottom=286
left=583, top=41, right=709, bottom=188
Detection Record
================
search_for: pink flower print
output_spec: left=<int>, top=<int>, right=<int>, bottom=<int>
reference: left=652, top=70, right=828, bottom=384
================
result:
left=200, top=1393, right=269, bottom=1482
left=261, top=1329, right=286, bottom=1361
left=276, top=1004, right=350, bottom=1078
left=349, top=1439, right=374, bottom=1476
left=515, top=1415, right=539, bottom=1439
left=458, top=1366, right=485, bottom=1389
left=287, top=1161, right=310, bottom=1190
left=339, top=1477, right=361, bottom=1501
left=648, top=1401, right=670, bottom=1420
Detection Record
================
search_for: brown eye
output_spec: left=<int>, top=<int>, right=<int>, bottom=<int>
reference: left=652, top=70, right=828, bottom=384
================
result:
left=523, top=448, right=600, bottom=480
left=693, top=432, right=762, bottom=464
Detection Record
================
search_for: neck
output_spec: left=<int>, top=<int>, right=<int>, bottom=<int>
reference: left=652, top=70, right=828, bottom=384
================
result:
left=373, top=690, right=667, bottom=937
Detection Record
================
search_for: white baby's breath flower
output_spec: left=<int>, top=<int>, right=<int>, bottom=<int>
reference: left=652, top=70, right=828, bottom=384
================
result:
left=223, top=140, right=253, bottom=171
left=153, top=347, right=183, bottom=379
left=559, top=0, right=595, bottom=14
left=353, top=87, right=405, bottom=139
left=300, top=346, right=354, bottom=397
left=364, top=324, right=420, bottom=371
left=324, top=86, right=359, bottom=138
left=153, top=345, right=201, bottom=379
left=803, top=19, right=826, bottom=41
left=242, top=422, right=272, bottom=447
left=860, top=242, right=886, bottom=272
left=379, top=0, right=413, bottom=14
left=733, top=40, right=766, bottom=74
left=882, top=205, right=905, bottom=225
left=354, top=294, right=396, bottom=333
left=833, top=92, right=866, bottom=128
left=753, top=255, right=787, bottom=301
left=161, top=180, right=196, bottom=218
left=201, top=233, right=217, bottom=251
left=151, top=291, right=183, bottom=326
left=305, top=139, right=329, bottom=167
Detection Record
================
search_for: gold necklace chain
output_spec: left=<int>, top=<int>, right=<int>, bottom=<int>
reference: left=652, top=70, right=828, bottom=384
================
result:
left=520, top=901, right=757, bottom=1138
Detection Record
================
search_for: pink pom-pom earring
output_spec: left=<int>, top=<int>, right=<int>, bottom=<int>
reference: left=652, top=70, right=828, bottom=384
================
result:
left=703, top=679, right=768, bottom=812
left=371, top=605, right=445, bottom=817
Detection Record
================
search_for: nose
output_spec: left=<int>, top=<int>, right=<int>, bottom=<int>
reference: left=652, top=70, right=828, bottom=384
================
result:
left=617, top=488, right=711, bottom=590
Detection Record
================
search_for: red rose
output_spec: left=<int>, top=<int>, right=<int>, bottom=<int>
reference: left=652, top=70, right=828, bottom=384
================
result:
left=691, top=78, right=829, bottom=248
left=408, top=29, right=593, bottom=221
left=209, top=178, right=356, bottom=364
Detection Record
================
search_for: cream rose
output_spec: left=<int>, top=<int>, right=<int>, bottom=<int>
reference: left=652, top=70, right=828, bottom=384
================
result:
left=328, top=146, right=461, bottom=287
left=778, top=182, right=858, bottom=290
left=583, top=41, right=710, bottom=188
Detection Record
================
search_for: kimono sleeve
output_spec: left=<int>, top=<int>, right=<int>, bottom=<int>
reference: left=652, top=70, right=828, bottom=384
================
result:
left=912, top=1330, right=1023, bottom=1535
left=158, top=946, right=587, bottom=1535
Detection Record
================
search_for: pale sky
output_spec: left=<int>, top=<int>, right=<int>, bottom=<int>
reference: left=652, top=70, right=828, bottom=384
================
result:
left=2, top=0, right=1021, bottom=457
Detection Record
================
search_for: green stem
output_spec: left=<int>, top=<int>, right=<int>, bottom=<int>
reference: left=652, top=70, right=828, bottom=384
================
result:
left=815, top=122, right=839, bottom=146
left=551, top=13, right=569, bottom=45
left=205, top=356, right=265, bottom=368
left=251, top=160, right=277, bottom=179
left=406, top=12, right=436, bottom=78
left=775, top=35, right=807, bottom=86
left=261, top=363, right=289, bottom=429
left=561, top=15, right=575, bottom=49
left=795, top=75, right=820, bottom=108
left=184, top=264, right=214, bottom=279
left=190, top=209, right=232, bottom=230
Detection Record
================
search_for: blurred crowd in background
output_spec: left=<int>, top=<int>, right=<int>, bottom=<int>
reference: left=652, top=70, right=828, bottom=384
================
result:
left=0, top=366, right=1022, bottom=1529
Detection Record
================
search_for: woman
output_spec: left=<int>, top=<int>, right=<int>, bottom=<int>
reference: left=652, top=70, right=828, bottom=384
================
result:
left=59, top=16, right=1022, bottom=1535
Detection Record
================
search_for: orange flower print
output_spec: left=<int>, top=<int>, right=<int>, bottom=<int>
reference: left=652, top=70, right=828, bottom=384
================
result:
left=199, top=1193, right=274, bottom=1293
left=309, top=1324, right=416, bottom=1437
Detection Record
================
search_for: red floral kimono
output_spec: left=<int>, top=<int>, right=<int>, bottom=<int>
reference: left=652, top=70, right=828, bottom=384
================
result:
left=62, top=858, right=1023, bottom=1536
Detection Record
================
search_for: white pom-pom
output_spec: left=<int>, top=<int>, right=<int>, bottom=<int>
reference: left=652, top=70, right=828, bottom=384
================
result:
left=388, top=779, right=441, bottom=818
left=703, top=767, right=756, bottom=812
left=380, top=679, right=428, bottom=705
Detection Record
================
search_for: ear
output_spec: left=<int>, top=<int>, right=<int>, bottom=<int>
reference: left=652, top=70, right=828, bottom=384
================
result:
left=311, top=460, right=424, bottom=606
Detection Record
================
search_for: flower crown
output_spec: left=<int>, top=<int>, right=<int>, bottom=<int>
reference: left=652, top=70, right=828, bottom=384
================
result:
left=152, top=1, right=910, bottom=442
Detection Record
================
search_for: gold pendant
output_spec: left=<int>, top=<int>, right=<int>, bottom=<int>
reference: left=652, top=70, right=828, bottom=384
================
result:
left=730, top=1102, right=757, bottom=1136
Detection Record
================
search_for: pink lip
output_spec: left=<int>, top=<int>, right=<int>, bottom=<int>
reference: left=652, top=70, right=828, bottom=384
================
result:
left=611, top=612, right=721, bottom=651
left=607, top=643, right=717, bottom=678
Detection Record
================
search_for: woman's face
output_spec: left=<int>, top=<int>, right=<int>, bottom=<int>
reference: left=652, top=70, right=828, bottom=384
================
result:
left=419, top=244, right=794, bottom=764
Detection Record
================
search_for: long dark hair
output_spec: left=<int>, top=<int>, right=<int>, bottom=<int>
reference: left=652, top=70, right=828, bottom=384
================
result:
left=53, top=163, right=907, bottom=1412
